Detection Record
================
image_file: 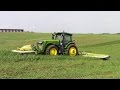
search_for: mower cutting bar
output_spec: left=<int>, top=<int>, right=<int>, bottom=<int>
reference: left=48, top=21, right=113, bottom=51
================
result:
left=81, top=51, right=110, bottom=60
left=12, top=50, right=35, bottom=54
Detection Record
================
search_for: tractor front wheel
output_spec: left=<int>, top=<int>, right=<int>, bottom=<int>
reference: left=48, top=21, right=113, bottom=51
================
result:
left=45, top=45, right=58, bottom=56
left=67, top=44, right=78, bottom=56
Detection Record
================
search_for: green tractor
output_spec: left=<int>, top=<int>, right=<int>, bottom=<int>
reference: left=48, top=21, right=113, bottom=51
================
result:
left=12, top=31, right=110, bottom=60
left=32, top=31, right=79, bottom=56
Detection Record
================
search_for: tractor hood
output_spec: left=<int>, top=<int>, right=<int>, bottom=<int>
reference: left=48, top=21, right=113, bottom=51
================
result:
left=42, top=40, right=60, bottom=45
left=43, top=40, right=59, bottom=42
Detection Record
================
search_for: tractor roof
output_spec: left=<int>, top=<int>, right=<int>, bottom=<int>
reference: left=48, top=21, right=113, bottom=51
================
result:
left=55, top=32, right=72, bottom=36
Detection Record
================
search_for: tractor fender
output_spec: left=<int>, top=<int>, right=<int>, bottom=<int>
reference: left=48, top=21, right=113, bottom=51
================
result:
left=65, top=42, right=75, bottom=49
left=65, top=42, right=79, bottom=55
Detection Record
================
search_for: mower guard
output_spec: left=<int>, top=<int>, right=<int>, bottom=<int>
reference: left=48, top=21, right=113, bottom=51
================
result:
left=12, top=50, right=35, bottom=54
left=81, top=51, right=110, bottom=60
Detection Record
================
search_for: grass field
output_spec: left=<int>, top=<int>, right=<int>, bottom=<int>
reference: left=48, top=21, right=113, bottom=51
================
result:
left=0, top=32, right=120, bottom=79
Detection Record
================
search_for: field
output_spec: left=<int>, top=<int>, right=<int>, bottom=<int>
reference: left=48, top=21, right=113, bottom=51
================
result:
left=0, top=32, right=120, bottom=79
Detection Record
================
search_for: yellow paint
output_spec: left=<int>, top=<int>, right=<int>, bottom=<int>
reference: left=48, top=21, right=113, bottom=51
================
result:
left=17, top=45, right=32, bottom=51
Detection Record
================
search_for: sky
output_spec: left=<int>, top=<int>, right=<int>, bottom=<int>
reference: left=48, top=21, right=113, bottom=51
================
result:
left=0, top=11, right=120, bottom=34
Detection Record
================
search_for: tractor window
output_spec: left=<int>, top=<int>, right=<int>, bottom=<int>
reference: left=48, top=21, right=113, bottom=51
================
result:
left=56, top=35, right=63, bottom=42
left=64, top=35, right=72, bottom=43
left=65, top=35, right=72, bottom=42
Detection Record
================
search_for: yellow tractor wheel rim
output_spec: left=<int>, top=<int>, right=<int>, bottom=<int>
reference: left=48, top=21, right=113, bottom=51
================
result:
left=69, top=47, right=77, bottom=56
left=50, top=48, right=57, bottom=56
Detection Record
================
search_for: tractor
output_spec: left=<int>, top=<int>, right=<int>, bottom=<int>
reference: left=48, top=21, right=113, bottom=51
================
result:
left=32, top=31, right=79, bottom=56
left=12, top=31, right=110, bottom=60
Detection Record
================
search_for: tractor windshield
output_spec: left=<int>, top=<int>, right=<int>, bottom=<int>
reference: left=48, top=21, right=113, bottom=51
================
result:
left=55, top=35, right=63, bottom=42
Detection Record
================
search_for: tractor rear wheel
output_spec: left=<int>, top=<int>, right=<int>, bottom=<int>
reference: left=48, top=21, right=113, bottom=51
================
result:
left=45, top=45, right=58, bottom=56
left=67, top=44, right=78, bottom=56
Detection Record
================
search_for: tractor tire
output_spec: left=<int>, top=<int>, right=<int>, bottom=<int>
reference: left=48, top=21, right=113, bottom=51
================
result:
left=45, top=45, right=58, bottom=56
left=67, top=44, right=78, bottom=56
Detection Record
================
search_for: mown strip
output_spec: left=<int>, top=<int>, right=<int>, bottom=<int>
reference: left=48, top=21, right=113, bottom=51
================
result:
left=81, top=40, right=120, bottom=48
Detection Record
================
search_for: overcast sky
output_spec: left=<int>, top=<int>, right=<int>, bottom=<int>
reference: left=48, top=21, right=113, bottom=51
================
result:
left=0, top=11, right=120, bottom=33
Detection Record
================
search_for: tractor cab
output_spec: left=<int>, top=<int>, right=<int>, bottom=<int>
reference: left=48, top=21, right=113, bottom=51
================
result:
left=51, top=31, right=78, bottom=56
left=52, top=32, right=73, bottom=46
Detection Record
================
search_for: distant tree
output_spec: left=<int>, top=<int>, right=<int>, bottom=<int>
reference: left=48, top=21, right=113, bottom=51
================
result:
left=102, top=33, right=110, bottom=35
left=116, top=33, right=120, bottom=34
